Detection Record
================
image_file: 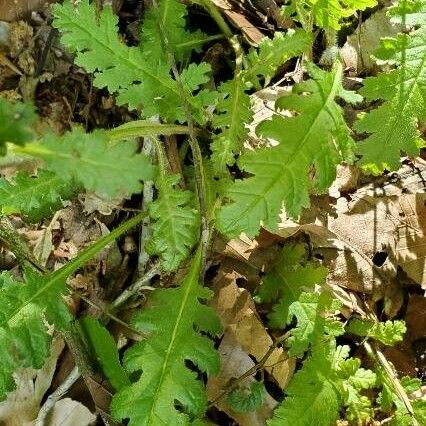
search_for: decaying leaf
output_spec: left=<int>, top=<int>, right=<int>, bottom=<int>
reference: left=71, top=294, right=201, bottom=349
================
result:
left=206, top=333, right=278, bottom=426
left=395, top=193, right=426, bottom=289
left=0, top=337, right=95, bottom=426
left=45, top=398, right=96, bottom=426
left=341, top=9, right=403, bottom=73
left=0, top=0, right=54, bottom=21
left=0, top=338, right=64, bottom=425
left=277, top=163, right=426, bottom=294
left=211, top=271, right=295, bottom=389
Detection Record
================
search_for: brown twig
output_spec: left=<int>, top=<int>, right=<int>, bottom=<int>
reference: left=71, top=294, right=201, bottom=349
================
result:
left=208, top=331, right=290, bottom=407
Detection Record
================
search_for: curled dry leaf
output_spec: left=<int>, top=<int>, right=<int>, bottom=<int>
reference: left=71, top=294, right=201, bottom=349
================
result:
left=211, top=271, right=295, bottom=389
left=206, top=333, right=278, bottom=426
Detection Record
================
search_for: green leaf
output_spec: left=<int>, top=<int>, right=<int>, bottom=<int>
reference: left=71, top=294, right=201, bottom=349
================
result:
left=286, top=0, right=377, bottom=30
left=0, top=98, right=36, bottom=154
left=210, top=30, right=310, bottom=172
left=141, top=0, right=207, bottom=64
left=53, top=0, right=215, bottom=123
left=210, top=78, right=252, bottom=171
left=268, top=342, right=342, bottom=426
left=396, top=400, right=426, bottom=426
left=217, top=61, right=360, bottom=237
left=0, top=170, right=77, bottom=222
left=286, top=291, right=344, bottom=356
left=25, top=128, right=156, bottom=198
left=270, top=341, right=376, bottom=425
left=346, top=318, right=407, bottom=345
left=400, top=376, right=422, bottom=394
left=355, top=5, right=426, bottom=173
left=244, top=30, right=312, bottom=87
left=379, top=374, right=426, bottom=425
left=257, top=244, right=327, bottom=326
left=337, top=357, right=376, bottom=422
left=79, top=317, right=130, bottom=391
left=228, top=381, right=266, bottom=413
left=111, top=247, right=222, bottom=425
left=0, top=269, right=70, bottom=399
left=388, top=0, right=426, bottom=26
left=146, top=174, right=200, bottom=271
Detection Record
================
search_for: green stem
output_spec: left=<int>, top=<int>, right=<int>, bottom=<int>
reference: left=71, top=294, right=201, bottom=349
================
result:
left=107, top=120, right=193, bottom=141
left=195, top=0, right=234, bottom=38
left=0, top=216, right=45, bottom=272
left=49, top=211, right=147, bottom=283
left=363, top=341, right=419, bottom=426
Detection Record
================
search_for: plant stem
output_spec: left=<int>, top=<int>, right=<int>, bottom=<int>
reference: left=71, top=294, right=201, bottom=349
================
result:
left=111, top=260, right=161, bottom=310
left=107, top=120, right=193, bottom=141
left=0, top=216, right=46, bottom=272
left=363, top=341, right=419, bottom=426
left=35, top=366, right=81, bottom=426
left=195, top=0, right=234, bottom=38
left=208, top=331, right=290, bottom=407
left=137, top=123, right=157, bottom=276
left=151, top=0, right=211, bottom=275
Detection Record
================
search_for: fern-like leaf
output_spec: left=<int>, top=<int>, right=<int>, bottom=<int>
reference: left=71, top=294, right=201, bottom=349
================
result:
left=217, top=61, right=361, bottom=237
left=227, top=381, right=266, bottom=413
left=257, top=244, right=327, bottom=327
left=0, top=98, right=36, bottom=154
left=53, top=0, right=215, bottom=123
left=379, top=376, right=426, bottom=425
left=286, top=0, right=377, bottom=30
left=286, top=291, right=344, bottom=356
left=211, top=78, right=252, bottom=171
left=0, top=170, right=77, bottom=222
left=146, top=174, right=200, bottom=271
left=141, top=0, right=207, bottom=64
left=346, top=318, right=406, bottom=345
left=0, top=270, right=70, bottom=399
left=269, top=343, right=376, bottom=425
left=210, top=30, right=311, bottom=172
left=244, top=30, right=312, bottom=87
left=111, top=247, right=221, bottom=425
left=268, top=342, right=343, bottom=426
left=26, top=128, right=155, bottom=198
left=355, top=1, right=426, bottom=173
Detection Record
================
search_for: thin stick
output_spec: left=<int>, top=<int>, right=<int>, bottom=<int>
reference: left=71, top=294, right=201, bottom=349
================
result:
left=35, top=366, right=81, bottom=426
left=111, top=260, right=160, bottom=310
left=363, top=341, right=419, bottom=426
left=208, top=332, right=290, bottom=407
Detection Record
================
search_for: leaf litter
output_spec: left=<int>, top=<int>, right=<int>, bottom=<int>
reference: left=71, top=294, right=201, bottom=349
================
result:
left=0, top=0, right=425, bottom=424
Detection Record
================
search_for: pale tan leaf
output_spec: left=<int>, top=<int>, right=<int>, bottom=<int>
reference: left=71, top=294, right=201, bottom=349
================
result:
left=0, top=338, right=64, bottom=425
left=396, top=193, right=426, bottom=289
left=211, top=271, right=295, bottom=389
left=206, top=333, right=278, bottom=426
left=44, top=398, right=96, bottom=426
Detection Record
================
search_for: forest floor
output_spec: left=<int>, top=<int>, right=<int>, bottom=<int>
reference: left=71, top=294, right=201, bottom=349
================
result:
left=0, top=1, right=425, bottom=425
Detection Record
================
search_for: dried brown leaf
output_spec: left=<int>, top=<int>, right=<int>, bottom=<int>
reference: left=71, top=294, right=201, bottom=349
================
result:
left=211, top=271, right=295, bottom=389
